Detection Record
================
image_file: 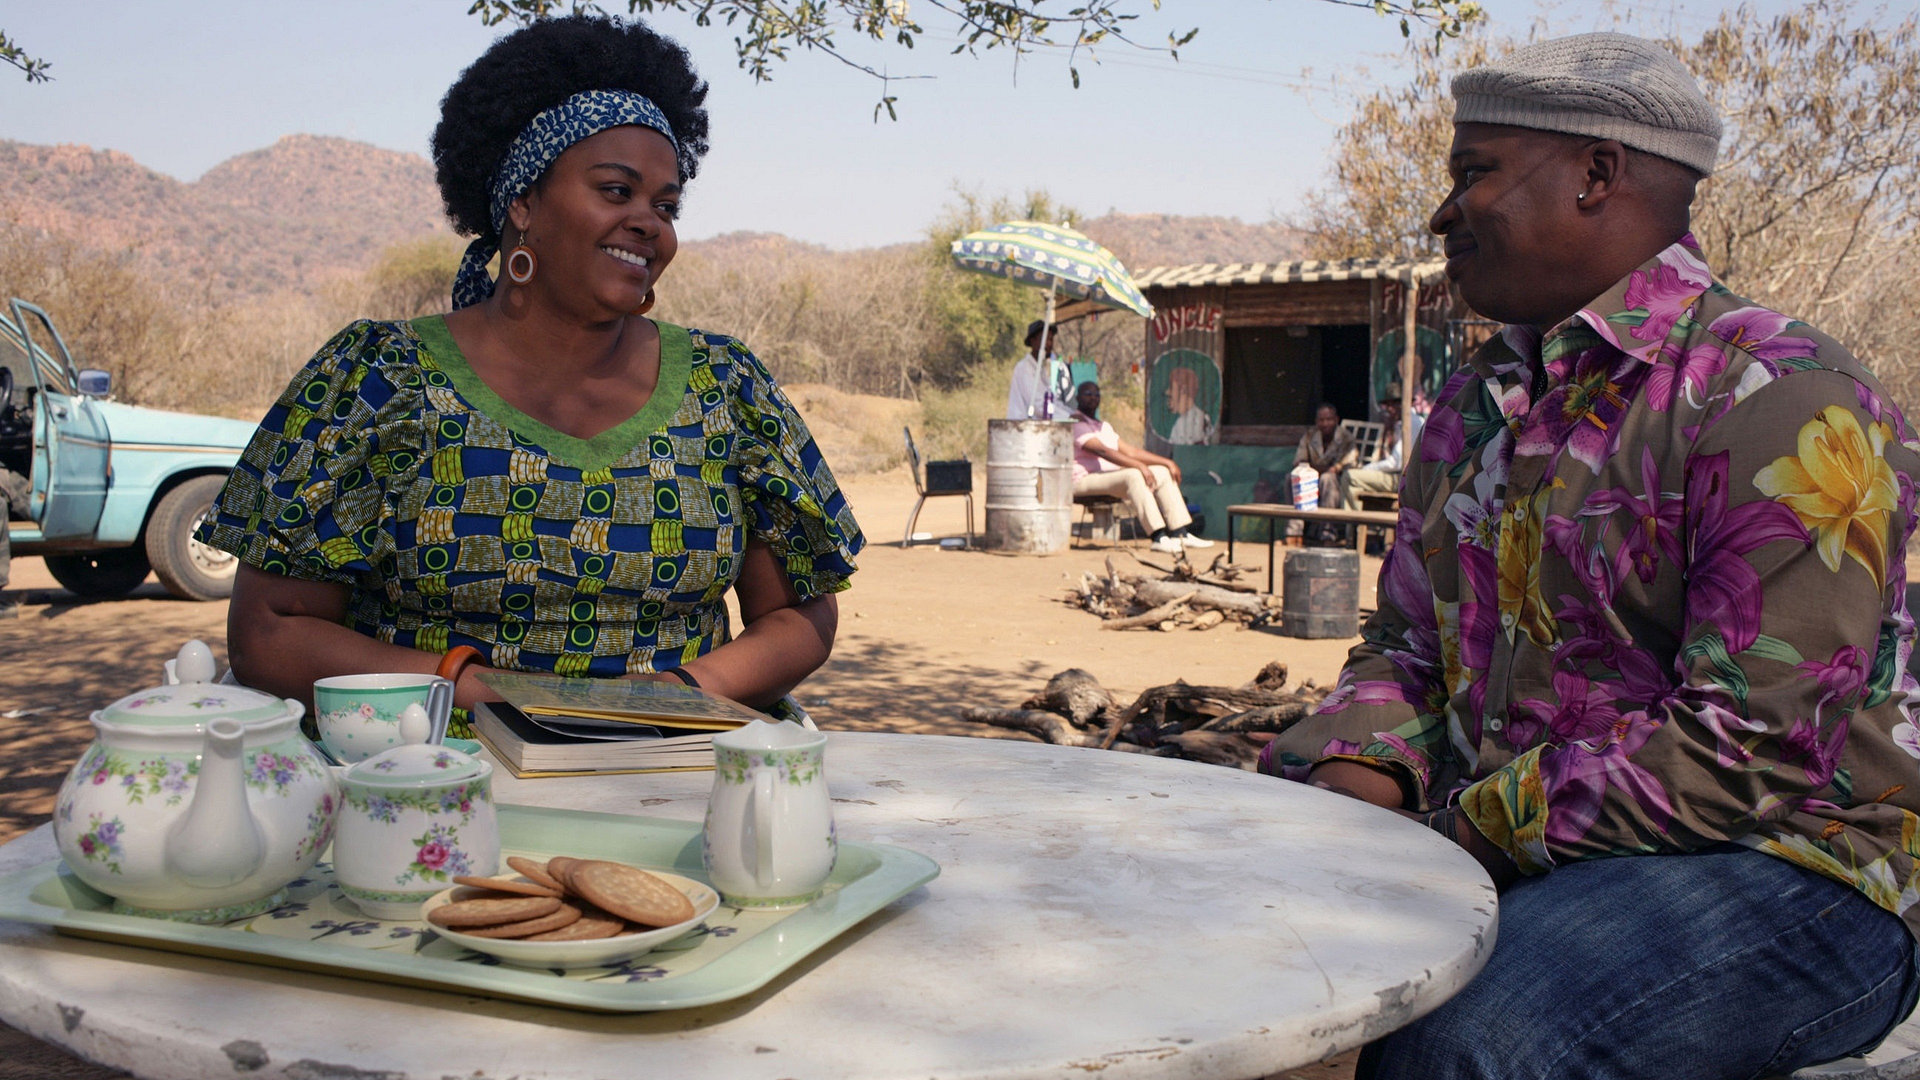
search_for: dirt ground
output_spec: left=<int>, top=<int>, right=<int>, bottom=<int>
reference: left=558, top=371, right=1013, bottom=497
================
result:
left=0, top=468, right=1369, bottom=1079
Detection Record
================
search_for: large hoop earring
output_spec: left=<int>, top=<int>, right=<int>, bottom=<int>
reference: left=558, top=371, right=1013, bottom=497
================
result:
left=633, top=288, right=656, bottom=316
left=505, top=244, right=536, bottom=284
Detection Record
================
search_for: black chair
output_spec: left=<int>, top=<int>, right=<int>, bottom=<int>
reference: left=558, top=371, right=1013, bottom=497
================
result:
left=902, top=427, right=973, bottom=548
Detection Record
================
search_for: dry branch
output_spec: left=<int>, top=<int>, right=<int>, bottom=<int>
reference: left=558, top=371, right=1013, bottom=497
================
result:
left=957, top=707, right=1102, bottom=746
left=1129, top=579, right=1266, bottom=618
left=1020, top=669, right=1116, bottom=728
left=1101, top=594, right=1192, bottom=631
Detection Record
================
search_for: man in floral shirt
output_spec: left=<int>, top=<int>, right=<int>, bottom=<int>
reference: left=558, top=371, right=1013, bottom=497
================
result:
left=1262, top=33, right=1920, bottom=1079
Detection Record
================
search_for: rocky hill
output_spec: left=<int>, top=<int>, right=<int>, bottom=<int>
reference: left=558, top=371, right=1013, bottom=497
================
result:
left=1078, top=212, right=1306, bottom=272
left=0, top=136, right=451, bottom=298
left=0, top=136, right=1304, bottom=297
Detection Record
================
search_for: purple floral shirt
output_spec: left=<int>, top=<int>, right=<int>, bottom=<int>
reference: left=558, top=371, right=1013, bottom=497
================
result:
left=1262, top=236, right=1920, bottom=938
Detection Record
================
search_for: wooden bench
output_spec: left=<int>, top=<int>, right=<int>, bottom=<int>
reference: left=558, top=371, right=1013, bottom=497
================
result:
left=1226, top=503, right=1399, bottom=594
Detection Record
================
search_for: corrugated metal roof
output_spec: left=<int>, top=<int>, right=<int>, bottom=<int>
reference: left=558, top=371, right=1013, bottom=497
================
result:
left=1134, top=258, right=1447, bottom=290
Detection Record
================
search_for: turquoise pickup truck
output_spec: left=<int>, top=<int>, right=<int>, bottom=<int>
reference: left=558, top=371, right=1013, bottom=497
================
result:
left=1, top=299, right=256, bottom=601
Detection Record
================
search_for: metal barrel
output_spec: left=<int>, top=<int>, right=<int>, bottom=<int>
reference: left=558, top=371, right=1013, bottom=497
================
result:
left=1280, top=547, right=1361, bottom=638
left=983, top=419, right=1073, bottom=554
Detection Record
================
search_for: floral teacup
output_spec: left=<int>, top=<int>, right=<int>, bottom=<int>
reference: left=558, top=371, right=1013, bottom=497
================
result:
left=314, top=674, right=452, bottom=764
left=332, top=743, right=498, bottom=920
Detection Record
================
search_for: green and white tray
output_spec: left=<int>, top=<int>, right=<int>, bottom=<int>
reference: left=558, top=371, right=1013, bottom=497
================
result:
left=0, top=804, right=938, bottom=1012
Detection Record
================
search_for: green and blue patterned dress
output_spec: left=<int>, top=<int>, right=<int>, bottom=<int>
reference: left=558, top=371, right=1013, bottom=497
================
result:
left=198, top=317, right=862, bottom=684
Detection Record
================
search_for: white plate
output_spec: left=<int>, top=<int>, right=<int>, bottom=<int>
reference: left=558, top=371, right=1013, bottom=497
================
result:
left=422, top=871, right=720, bottom=969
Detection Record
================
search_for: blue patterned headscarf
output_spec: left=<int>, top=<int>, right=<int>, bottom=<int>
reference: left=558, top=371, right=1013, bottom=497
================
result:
left=450, top=89, right=680, bottom=309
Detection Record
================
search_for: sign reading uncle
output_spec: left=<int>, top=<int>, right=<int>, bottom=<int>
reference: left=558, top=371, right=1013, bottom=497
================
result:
left=1150, top=302, right=1223, bottom=343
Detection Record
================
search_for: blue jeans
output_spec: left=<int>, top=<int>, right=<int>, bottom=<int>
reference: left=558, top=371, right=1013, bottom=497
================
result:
left=1359, top=844, right=1919, bottom=1080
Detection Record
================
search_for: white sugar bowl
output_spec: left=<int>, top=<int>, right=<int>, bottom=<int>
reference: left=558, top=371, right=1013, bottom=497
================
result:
left=333, top=742, right=499, bottom=919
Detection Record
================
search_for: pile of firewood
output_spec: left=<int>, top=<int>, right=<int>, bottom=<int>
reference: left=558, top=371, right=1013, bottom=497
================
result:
left=1064, top=553, right=1277, bottom=631
left=958, top=663, right=1328, bottom=771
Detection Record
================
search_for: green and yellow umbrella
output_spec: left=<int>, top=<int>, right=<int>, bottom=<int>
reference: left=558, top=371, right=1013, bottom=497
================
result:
left=949, top=220, right=1154, bottom=322
left=950, top=221, right=1153, bottom=417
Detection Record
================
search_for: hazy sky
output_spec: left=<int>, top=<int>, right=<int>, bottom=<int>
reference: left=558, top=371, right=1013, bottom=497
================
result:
left=2, top=0, right=1795, bottom=248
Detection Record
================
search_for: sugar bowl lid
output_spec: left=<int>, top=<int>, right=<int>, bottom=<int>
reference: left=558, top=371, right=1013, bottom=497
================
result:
left=97, top=641, right=299, bottom=729
left=346, top=742, right=490, bottom=786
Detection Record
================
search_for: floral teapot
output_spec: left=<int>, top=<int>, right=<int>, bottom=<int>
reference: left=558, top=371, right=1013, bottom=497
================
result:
left=52, top=641, right=342, bottom=923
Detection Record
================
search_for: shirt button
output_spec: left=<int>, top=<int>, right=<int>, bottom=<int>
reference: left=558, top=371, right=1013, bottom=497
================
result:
left=1512, top=505, right=1526, bottom=521
left=1488, top=716, right=1504, bottom=732
left=1500, top=612, right=1516, bottom=627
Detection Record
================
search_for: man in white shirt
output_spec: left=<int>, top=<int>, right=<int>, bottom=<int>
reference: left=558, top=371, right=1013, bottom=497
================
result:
left=1339, top=382, right=1424, bottom=507
left=1005, top=320, right=1074, bottom=422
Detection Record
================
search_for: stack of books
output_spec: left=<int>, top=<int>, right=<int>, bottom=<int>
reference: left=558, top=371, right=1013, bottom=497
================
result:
left=468, top=672, right=764, bottom=778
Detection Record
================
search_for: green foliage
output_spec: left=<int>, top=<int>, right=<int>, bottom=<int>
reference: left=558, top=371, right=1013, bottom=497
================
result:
left=919, top=187, right=1082, bottom=389
left=465, top=0, right=1483, bottom=115
left=0, top=29, right=51, bottom=82
left=917, top=352, right=1017, bottom=462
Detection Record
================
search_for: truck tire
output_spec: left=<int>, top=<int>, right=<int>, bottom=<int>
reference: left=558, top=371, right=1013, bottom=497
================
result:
left=146, top=475, right=237, bottom=601
left=44, top=548, right=152, bottom=598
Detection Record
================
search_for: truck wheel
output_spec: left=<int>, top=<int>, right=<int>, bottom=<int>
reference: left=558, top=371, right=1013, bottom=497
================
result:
left=147, top=475, right=238, bottom=601
left=44, top=548, right=152, bottom=598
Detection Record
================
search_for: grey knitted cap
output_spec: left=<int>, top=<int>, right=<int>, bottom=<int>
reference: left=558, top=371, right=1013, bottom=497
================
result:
left=1451, top=32, right=1721, bottom=176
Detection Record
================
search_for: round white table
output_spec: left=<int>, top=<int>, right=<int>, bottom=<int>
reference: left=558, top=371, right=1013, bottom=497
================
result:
left=0, top=732, right=1496, bottom=1080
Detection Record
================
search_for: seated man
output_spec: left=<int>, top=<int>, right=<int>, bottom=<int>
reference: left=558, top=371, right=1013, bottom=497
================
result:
left=1069, top=381, right=1211, bottom=555
left=1337, top=382, right=1422, bottom=511
left=1295, top=401, right=1357, bottom=544
left=1267, top=33, right=1920, bottom=1080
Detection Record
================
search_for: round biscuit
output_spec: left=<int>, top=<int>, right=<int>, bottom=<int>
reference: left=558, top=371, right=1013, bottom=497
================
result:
left=545, top=856, right=583, bottom=892
left=506, top=856, right=565, bottom=893
left=427, top=894, right=561, bottom=929
left=452, top=874, right=561, bottom=898
left=457, top=901, right=585, bottom=939
left=521, top=906, right=628, bottom=941
left=569, top=860, right=696, bottom=928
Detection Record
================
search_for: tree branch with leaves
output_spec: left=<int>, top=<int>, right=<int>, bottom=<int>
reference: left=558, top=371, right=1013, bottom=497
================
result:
left=1, top=29, right=51, bottom=82
left=467, top=0, right=1483, bottom=116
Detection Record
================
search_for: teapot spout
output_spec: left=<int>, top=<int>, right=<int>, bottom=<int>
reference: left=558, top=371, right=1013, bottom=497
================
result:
left=165, top=718, right=266, bottom=889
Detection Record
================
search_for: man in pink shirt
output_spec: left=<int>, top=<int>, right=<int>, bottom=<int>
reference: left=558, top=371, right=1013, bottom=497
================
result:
left=1070, top=381, right=1212, bottom=554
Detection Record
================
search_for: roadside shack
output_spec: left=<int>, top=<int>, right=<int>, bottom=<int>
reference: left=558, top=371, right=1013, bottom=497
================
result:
left=1124, top=258, right=1477, bottom=540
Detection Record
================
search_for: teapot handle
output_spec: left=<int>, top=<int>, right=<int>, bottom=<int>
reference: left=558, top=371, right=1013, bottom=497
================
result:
left=751, top=766, right=776, bottom=890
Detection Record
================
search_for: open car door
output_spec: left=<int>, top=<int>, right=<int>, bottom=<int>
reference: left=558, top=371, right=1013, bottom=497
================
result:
left=6, top=300, right=109, bottom=541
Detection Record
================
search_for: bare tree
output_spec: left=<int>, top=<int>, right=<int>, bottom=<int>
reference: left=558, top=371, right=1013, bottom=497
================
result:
left=1300, top=0, right=1920, bottom=407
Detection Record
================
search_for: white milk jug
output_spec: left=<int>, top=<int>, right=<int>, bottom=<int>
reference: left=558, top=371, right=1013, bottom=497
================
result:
left=702, top=720, right=835, bottom=908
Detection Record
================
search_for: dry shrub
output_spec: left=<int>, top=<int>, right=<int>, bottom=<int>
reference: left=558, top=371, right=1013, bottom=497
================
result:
left=655, top=239, right=935, bottom=399
left=780, top=383, right=919, bottom=476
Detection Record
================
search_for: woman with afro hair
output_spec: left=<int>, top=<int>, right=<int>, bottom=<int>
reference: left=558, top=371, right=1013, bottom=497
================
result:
left=199, top=15, right=863, bottom=725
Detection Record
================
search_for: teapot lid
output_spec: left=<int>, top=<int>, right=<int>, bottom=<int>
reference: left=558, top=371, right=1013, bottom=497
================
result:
left=99, top=678, right=294, bottom=730
left=97, top=641, right=296, bottom=729
left=346, top=743, right=489, bottom=786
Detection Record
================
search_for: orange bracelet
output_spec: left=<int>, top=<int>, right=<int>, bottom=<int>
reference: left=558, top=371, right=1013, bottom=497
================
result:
left=435, top=645, right=484, bottom=686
